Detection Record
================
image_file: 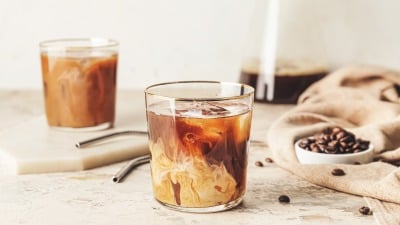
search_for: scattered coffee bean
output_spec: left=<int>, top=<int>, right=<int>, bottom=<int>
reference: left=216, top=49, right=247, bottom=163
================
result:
left=297, top=127, right=370, bottom=154
left=278, top=195, right=290, bottom=203
left=353, top=161, right=361, bottom=165
left=359, top=206, right=372, bottom=215
left=331, top=168, right=346, bottom=176
left=265, top=157, right=274, bottom=163
left=255, top=161, right=264, bottom=167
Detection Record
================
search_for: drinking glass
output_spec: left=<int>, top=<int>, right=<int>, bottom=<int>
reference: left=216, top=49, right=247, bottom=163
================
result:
left=145, top=81, right=254, bottom=212
left=40, top=38, right=118, bottom=131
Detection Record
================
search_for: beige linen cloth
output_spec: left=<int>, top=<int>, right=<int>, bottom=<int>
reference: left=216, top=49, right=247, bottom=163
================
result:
left=267, top=65, right=400, bottom=223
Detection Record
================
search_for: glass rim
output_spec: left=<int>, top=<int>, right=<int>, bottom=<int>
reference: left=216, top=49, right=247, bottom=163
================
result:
left=144, top=80, right=254, bottom=101
left=39, top=38, right=119, bottom=51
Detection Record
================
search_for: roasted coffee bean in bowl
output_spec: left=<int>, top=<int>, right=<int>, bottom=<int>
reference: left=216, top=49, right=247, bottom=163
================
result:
left=295, top=127, right=374, bottom=164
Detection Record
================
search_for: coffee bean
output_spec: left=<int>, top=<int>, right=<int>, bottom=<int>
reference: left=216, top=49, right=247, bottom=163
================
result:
left=278, top=195, right=290, bottom=203
left=324, top=127, right=332, bottom=133
left=328, top=140, right=338, bottom=147
left=265, top=157, right=274, bottom=163
left=310, top=143, right=317, bottom=148
left=255, top=161, right=264, bottom=167
left=359, top=206, right=372, bottom=215
left=349, top=133, right=356, bottom=141
left=311, top=146, right=320, bottom=153
left=298, top=127, right=370, bottom=155
left=331, top=168, right=345, bottom=176
left=325, top=146, right=337, bottom=154
left=353, top=162, right=361, bottom=165
left=336, top=131, right=346, bottom=140
left=360, top=144, right=369, bottom=150
left=332, top=127, right=342, bottom=135
left=361, top=140, right=370, bottom=146
left=299, top=142, right=307, bottom=148
left=310, top=143, right=320, bottom=152
left=339, top=141, right=347, bottom=148
left=341, top=136, right=351, bottom=143
left=301, top=139, right=309, bottom=145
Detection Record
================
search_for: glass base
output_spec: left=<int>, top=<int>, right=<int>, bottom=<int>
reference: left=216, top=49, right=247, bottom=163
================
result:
left=155, top=196, right=244, bottom=213
left=49, top=122, right=113, bottom=132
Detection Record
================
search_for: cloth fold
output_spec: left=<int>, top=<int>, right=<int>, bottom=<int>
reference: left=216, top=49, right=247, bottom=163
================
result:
left=365, top=197, right=400, bottom=225
left=267, top=65, right=400, bottom=205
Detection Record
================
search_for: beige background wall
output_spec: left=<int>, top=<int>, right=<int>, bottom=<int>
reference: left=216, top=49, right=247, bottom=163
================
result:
left=0, top=0, right=399, bottom=89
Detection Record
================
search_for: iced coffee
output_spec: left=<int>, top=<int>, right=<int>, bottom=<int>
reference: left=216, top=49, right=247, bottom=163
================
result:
left=145, top=81, right=254, bottom=212
left=40, top=39, right=118, bottom=130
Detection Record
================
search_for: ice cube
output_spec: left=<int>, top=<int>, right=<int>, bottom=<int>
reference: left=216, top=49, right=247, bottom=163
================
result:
left=200, top=102, right=230, bottom=116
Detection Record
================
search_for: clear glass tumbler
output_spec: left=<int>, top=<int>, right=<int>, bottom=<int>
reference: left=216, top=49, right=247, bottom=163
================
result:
left=40, top=38, right=118, bottom=131
left=145, top=81, right=254, bottom=213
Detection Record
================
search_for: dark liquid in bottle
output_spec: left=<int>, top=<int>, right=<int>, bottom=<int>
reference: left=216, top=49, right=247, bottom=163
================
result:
left=239, top=60, right=328, bottom=104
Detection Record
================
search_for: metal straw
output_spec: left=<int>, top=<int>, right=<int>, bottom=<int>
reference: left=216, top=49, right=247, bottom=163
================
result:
left=75, top=130, right=148, bottom=148
left=112, top=154, right=151, bottom=183
left=75, top=130, right=149, bottom=183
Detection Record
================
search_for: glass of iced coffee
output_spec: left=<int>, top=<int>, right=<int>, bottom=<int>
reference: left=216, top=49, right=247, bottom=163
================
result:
left=40, top=38, right=118, bottom=131
left=145, top=81, right=254, bottom=212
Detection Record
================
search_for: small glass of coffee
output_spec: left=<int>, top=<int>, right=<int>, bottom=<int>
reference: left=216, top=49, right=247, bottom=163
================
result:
left=40, top=38, right=118, bottom=131
left=145, top=81, right=254, bottom=213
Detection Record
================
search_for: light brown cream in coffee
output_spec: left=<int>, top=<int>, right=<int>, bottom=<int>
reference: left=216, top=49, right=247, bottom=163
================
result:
left=41, top=53, right=117, bottom=128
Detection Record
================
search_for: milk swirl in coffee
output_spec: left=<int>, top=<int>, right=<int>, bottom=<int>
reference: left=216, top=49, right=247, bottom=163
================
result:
left=41, top=52, right=117, bottom=129
left=147, top=101, right=251, bottom=208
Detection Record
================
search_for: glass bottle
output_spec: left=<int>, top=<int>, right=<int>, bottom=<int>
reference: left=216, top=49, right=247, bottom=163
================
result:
left=239, top=0, right=329, bottom=104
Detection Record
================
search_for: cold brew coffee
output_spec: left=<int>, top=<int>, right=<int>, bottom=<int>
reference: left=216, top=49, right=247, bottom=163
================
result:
left=145, top=81, right=254, bottom=212
left=40, top=39, right=118, bottom=130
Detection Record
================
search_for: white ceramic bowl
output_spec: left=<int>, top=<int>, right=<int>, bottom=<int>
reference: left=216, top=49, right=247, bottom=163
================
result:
left=295, top=139, right=374, bottom=164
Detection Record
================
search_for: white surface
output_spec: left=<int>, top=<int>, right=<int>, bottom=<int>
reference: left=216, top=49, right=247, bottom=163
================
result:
left=0, top=90, right=151, bottom=175
left=295, top=140, right=374, bottom=165
left=1, top=0, right=400, bottom=89
left=0, top=116, right=149, bottom=174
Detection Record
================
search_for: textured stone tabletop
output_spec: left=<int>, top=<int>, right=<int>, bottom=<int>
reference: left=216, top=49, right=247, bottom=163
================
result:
left=0, top=90, right=374, bottom=225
